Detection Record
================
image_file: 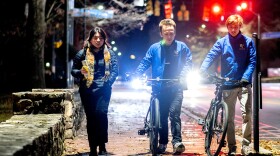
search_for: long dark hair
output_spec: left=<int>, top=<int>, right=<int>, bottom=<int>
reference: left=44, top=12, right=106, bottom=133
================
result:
left=84, top=27, right=111, bottom=49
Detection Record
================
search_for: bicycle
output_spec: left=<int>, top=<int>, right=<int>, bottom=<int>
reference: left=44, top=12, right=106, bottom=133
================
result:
left=137, top=77, right=179, bottom=156
left=198, top=74, right=240, bottom=156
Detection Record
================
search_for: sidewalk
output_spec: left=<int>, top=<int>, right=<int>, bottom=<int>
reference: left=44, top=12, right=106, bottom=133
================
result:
left=63, top=90, right=272, bottom=156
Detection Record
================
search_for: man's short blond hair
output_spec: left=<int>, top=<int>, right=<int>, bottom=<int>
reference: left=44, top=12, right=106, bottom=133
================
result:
left=159, top=19, right=176, bottom=32
left=225, top=14, right=243, bottom=27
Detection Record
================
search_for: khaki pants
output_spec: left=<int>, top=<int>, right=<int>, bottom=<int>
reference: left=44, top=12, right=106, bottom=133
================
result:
left=223, top=85, right=252, bottom=149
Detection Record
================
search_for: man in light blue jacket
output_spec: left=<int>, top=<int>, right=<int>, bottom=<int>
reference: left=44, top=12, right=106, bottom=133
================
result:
left=200, top=14, right=256, bottom=156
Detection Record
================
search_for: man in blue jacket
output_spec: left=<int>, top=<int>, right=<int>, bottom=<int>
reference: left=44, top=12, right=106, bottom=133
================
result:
left=200, top=14, right=256, bottom=155
left=135, top=18, right=192, bottom=154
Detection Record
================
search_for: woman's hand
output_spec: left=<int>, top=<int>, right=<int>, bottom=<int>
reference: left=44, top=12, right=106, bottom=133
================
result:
left=81, top=66, right=89, bottom=75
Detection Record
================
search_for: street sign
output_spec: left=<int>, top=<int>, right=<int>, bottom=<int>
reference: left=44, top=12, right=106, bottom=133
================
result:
left=69, top=8, right=114, bottom=19
left=261, top=32, right=280, bottom=40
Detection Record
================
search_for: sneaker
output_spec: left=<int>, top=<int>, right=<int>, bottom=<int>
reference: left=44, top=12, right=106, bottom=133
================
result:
left=241, top=145, right=252, bottom=155
left=173, top=142, right=185, bottom=154
left=157, top=144, right=167, bottom=154
left=228, top=146, right=237, bottom=156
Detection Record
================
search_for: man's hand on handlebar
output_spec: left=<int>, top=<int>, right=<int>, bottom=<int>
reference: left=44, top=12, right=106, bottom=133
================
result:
left=125, top=72, right=138, bottom=81
left=199, top=70, right=209, bottom=78
left=178, top=76, right=188, bottom=90
left=240, top=78, right=250, bottom=87
left=125, top=72, right=147, bottom=82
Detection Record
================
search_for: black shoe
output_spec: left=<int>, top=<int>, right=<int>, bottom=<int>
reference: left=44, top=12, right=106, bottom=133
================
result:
left=98, top=150, right=107, bottom=155
left=89, top=150, right=98, bottom=156
left=157, top=144, right=167, bottom=154
left=98, top=143, right=107, bottom=155
left=89, top=145, right=97, bottom=156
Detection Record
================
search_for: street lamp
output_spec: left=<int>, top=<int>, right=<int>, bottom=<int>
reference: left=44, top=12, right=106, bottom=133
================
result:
left=236, top=2, right=261, bottom=39
left=237, top=2, right=262, bottom=153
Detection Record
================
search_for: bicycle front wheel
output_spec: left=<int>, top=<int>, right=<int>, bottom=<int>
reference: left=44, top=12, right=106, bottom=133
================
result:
left=205, top=101, right=228, bottom=156
left=149, top=98, right=160, bottom=156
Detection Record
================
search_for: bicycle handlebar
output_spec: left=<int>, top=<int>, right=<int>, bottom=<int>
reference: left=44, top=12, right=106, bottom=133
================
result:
left=207, top=74, right=229, bottom=83
left=147, top=77, right=179, bottom=82
left=125, top=72, right=180, bottom=82
left=207, top=74, right=242, bottom=86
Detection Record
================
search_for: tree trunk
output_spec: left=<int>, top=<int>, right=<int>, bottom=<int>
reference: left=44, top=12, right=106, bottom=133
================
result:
left=27, top=0, right=46, bottom=88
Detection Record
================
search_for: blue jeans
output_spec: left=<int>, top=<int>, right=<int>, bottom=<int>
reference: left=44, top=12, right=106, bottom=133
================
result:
left=158, top=87, right=183, bottom=146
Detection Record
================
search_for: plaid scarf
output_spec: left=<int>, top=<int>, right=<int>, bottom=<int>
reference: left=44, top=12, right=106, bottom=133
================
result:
left=84, top=41, right=111, bottom=88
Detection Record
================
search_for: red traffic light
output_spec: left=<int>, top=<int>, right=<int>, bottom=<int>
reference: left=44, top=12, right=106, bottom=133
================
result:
left=241, top=2, right=248, bottom=9
left=212, top=4, right=221, bottom=14
left=202, top=0, right=225, bottom=22
left=236, top=1, right=253, bottom=12
left=164, top=1, right=172, bottom=19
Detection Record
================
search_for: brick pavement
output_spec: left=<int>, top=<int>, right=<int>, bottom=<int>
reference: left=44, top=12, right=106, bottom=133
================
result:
left=63, top=90, right=272, bottom=156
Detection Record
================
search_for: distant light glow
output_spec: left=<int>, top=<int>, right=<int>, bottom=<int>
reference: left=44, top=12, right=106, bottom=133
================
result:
left=111, top=41, right=115, bottom=45
left=236, top=6, right=242, bottom=11
left=117, top=52, right=122, bottom=56
left=46, top=62, right=50, bottom=68
left=241, top=2, right=248, bottom=9
left=97, top=5, right=104, bottom=10
left=203, top=17, right=209, bottom=22
left=113, top=47, right=118, bottom=51
left=236, top=2, right=248, bottom=12
left=130, top=55, right=136, bottom=59
left=221, top=15, right=224, bottom=21
left=201, top=24, right=206, bottom=29
left=212, top=5, right=221, bottom=13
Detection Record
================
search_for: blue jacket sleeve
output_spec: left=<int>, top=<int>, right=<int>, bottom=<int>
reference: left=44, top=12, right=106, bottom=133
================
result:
left=242, top=39, right=256, bottom=81
left=200, top=39, right=222, bottom=72
left=135, top=46, right=153, bottom=76
left=179, top=43, right=192, bottom=80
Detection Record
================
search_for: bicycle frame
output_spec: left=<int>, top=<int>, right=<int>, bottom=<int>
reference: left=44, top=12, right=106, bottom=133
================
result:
left=138, top=92, right=161, bottom=156
left=143, top=94, right=162, bottom=131
left=211, top=83, right=226, bottom=131
left=199, top=74, right=232, bottom=156
left=206, top=101, right=228, bottom=156
left=137, top=77, right=179, bottom=156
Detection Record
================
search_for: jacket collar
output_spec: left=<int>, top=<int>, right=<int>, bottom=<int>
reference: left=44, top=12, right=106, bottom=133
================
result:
left=228, top=31, right=242, bottom=40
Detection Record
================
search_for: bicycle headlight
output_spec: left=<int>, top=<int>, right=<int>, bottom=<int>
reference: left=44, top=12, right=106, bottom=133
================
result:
left=186, top=70, right=202, bottom=89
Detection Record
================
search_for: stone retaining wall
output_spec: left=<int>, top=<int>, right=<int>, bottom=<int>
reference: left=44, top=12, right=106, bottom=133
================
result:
left=0, top=88, right=85, bottom=156
left=0, top=95, right=13, bottom=122
left=0, top=114, right=64, bottom=156
left=30, top=89, right=85, bottom=139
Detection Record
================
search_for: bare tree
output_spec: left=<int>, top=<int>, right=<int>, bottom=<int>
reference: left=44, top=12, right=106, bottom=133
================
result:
left=74, top=0, right=149, bottom=38
left=24, top=0, right=149, bottom=88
